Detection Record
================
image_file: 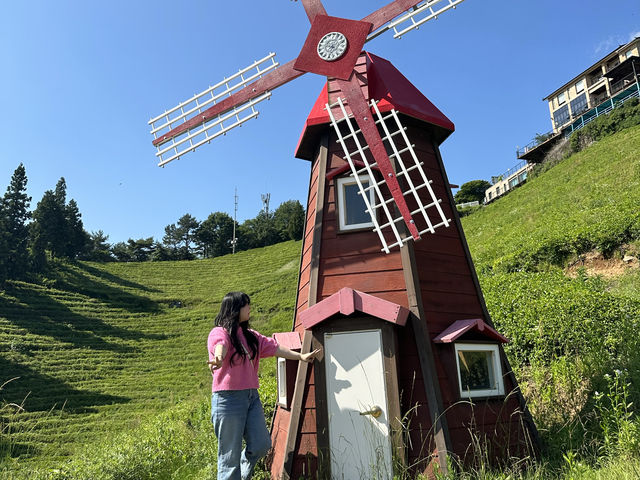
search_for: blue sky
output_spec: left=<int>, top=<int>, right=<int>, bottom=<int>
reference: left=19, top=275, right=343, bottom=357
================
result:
left=1, top=1, right=639, bottom=244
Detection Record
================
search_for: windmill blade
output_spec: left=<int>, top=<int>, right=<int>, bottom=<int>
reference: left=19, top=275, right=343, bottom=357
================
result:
left=327, top=97, right=451, bottom=253
left=364, top=0, right=466, bottom=41
left=149, top=55, right=305, bottom=166
left=335, top=75, right=421, bottom=241
left=298, top=0, right=328, bottom=23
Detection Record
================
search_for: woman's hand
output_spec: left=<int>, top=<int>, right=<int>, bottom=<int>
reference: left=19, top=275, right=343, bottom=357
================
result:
left=208, top=356, right=223, bottom=372
left=208, top=343, right=227, bottom=372
left=300, top=348, right=321, bottom=363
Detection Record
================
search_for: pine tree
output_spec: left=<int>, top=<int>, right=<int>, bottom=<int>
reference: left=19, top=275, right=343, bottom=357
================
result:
left=1, top=164, right=31, bottom=278
left=273, top=200, right=305, bottom=241
left=82, top=230, right=113, bottom=261
left=176, top=214, right=200, bottom=257
left=64, top=199, right=88, bottom=259
left=196, top=212, right=234, bottom=258
left=0, top=201, right=9, bottom=284
left=31, top=188, right=67, bottom=259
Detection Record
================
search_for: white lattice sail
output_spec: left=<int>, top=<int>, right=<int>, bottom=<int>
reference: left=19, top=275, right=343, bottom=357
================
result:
left=326, top=97, right=450, bottom=253
left=149, top=53, right=279, bottom=166
left=368, top=0, right=466, bottom=41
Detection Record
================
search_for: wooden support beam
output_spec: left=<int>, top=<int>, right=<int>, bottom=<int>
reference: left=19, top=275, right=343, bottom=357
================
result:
left=400, top=239, right=452, bottom=475
left=278, top=134, right=328, bottom=479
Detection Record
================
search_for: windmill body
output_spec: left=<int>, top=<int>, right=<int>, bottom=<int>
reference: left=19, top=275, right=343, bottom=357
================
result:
left=269, top=52, right=536, bottom=479
left=149, top=2, right=538, bottom=478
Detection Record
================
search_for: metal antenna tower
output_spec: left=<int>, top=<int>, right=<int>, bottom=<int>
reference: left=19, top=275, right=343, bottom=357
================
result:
left=261, top=193, right=271, bottom=215
left=232, top=187, right=238, bottom=254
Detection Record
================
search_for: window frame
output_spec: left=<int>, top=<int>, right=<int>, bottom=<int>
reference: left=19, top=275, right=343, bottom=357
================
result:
left=575, top=79, right=585, bottom=94
left=454, top=342, right=505, bottom=398
left=276, top=356, right=288, bottom=407
left=557, top=91, right=566, bottom=105
left=336, top=174, right=375, bottom=232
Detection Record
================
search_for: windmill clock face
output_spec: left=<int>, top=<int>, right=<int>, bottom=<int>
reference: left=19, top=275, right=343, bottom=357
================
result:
left=317, top=32, right=348, bottom=61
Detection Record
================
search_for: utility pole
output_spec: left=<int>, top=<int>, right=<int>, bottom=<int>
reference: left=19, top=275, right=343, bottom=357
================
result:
left=232, top=188, right=238, bottom=254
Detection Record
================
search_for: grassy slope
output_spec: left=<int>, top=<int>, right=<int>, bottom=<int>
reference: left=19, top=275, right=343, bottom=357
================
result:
left=462, top=125, right=640, bottom=271
left=0, top=241, right=301, bottom=470
left=2, top=127, right=639, bottom=478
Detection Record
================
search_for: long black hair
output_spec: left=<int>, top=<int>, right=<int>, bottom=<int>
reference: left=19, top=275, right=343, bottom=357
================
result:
left=215, top=291, right=259, bottom=366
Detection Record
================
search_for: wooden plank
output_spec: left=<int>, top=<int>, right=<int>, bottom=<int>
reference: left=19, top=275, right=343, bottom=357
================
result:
left=282, top=330, right=314, bottom=479
left=319, top=269, right=407, bottom=296
left=307, top=135, right=328, bottom=309
left=382, top=322, right=406, bottom=466
left=320, top=251, right=404, bottom=276
left=280, top=135, right=328, bottom=479
left=413, top=234, right=467, bottom=256
left=319, top=233, right=383, bottom=257
left=418, top=272, right=478, bottom=295
left=310, top=331, right=329, bottom=475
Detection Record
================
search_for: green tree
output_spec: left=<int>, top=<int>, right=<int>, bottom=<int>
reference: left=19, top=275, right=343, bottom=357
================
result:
left=82, top=230, right=113, bottom=261
left=196, top=212, right=234, bottom=258
left=273, top=200, right=305, bottom=241
left=1, top=164, right=32, bottom=278
left=162, top=223, right=183, bottom=259
left=240, top=211, right=278, bottom=250
left=110, top=241, right=133, bottom=262
left=31, top=189, right=67, bottom=259
left=176, top=214, right=200, bottom=257
left=454, top=180, right=491, bottom=204
left=126, top=237, right=155, bottom=262
left=64, top=198, right=89, bottom=259
left=0, top=203, right=9, bottom=283
left=150, top=241, right=175, bottom=261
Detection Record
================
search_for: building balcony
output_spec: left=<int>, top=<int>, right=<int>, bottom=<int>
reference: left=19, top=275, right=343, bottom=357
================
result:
left=563, top=80, right=640, bottom=135
left=588, top=76, right=607, bottom=93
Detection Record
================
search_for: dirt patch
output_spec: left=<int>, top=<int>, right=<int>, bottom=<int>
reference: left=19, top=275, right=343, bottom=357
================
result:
left=566, top=249, right=639, bottom=278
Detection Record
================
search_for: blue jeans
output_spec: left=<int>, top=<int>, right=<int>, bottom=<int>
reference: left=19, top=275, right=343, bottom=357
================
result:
left=211, top=389, right=272, bottom=480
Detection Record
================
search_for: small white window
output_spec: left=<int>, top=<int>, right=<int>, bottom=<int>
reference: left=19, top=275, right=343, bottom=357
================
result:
left=277, top=357, right=288, bottom=406
left=557, top=92, right=566, bottom=105
left=454, top=343, right=504, bottom=398
left=626, top=49, right=635, bottom=59
left=336, top=175, right=375, bottom=231
left=575, top=79, right=585, bottom=93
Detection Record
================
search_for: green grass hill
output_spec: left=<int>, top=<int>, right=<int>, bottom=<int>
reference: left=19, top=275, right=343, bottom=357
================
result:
left=1, top=125, right=640, bottom=479
left=1, top=241, right=301, bottom=476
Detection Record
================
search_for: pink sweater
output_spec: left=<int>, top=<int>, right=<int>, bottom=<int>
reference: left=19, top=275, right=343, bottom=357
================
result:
left=208, top=326, right=279, bottom=392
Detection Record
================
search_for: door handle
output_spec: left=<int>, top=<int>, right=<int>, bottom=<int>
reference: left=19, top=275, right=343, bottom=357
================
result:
left=359, top=405, right=382, bottom=418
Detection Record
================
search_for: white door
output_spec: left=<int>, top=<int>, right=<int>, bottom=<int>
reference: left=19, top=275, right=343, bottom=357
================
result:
left=324, top=329, right=393, bottom=480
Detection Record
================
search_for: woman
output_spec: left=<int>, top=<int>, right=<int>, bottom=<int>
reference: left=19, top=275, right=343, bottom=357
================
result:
left=208, top=291, right=319, bottom=480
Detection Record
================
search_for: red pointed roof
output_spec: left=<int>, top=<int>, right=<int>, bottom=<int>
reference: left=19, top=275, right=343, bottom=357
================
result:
left=298, top=287, right=410, bottom=330
left=295, top=52, right=455, bottom=160
left=433, top=318, right=509, bottom=344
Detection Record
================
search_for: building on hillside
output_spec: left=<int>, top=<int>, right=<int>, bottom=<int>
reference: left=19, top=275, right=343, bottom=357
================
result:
left=518, top=36, right=640, bottom=162
left=484, top=160, right=534, bottom=204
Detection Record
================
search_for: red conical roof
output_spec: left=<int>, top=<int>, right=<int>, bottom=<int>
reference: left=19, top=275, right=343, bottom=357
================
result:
left=295, top=52, right=454, bottom=160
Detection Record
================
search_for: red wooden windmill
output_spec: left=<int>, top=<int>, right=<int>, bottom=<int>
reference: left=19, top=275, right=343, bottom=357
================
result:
left=150, top=1, right=538, bottom=479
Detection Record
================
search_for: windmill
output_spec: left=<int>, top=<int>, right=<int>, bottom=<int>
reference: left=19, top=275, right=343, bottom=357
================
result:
left=149, top=0, right=465, bottom=253
left=150, top=1, right=538, bottom=478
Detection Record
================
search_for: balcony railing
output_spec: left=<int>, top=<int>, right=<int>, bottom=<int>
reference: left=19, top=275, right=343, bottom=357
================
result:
left=517, top=132, right=556, bottom=158
left=563, top=80, right=640, bottom=136
left=610, top=72, right=638, bottom=94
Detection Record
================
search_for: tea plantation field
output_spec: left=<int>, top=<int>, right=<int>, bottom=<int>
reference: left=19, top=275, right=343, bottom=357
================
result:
left=1, top=241, right=301, bottom=474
